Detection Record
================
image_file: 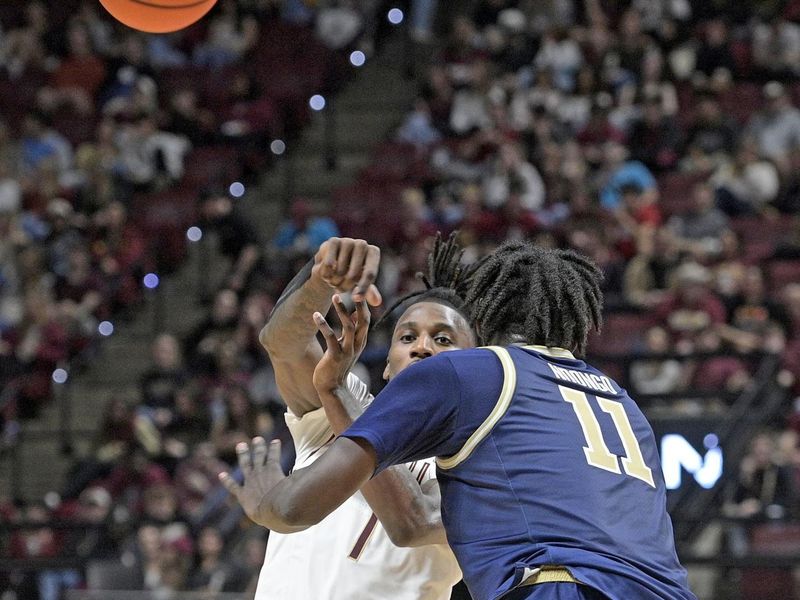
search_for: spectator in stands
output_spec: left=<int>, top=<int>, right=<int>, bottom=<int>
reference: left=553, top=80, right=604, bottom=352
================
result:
left=782, top=283, right=800, bottom=340
left=100, top=33, right=156, bottom=113
left=449, top=59, right=494, bottom=135
left=188, top=525, right=249, bottom=592
left=667, top=181, right=729, bottom=260
left=712, top=138, right=780, bottom=215
left=62, top=396, right=140, bottom=499
left=482, top=140, right=546, bottom=211
left=724, top=266, right=791, bottom=342
left=655, top=261, right=727, bottom=341
left=630, top=325, right=686, bottom=396
left=200, top=189, right=264, bottom=292
left=165, top=89, right=216, bottom=146
left=694, top=17, right=737, bottom=78
left=746, top=81, right=800, bottom=169
left=725, top=432, right=798, bottom=521
left=273, top=197, right=340, bottom=257
left=575, top=98, right=627, bottom=166
left=44, top=198, right=85, bottom=278
left=4, top=287, right=70, bottom=417
left=614, top=182, right=663, bottom=240
left=1, top=1, right=50, bottom=78
left=20, top=111, right=73, bottom=177
left=157, top=385, right=212, bottom=462
left=174, top=442, right=227, bottom=523
left=684, top=91, right=738, bottom=170
left=396, top=98, right=443, bottom=149
left=54, top=246, right=107, bottom=332
left=0, top=184, right=25, bottom=331
left=628, top=92, right=682, bottom=172
left=534, top=27, right=583, bottom=91
left=193, top=0, right=259, bottom=68
left=598, top=139, right=658, bottom=211
left=49, top=20, right=106, bottom=114
left=210, top=383, right=270, bottom=464
left=184, top=288, right=240, bottom=374
left=315, top=0, right=364, bottom=50
left=689, top=327, right=751, bottom=396
left=140, top=333, right=188, bottom=425
left=90, top=200, right=146, bottom=313
left=9, top=503, right=64, bottom=600
left=752, top=15, right=800, bottom=79
left=116, top=113, right=190, bottom=192
left=624, top=226, right=682, bottom=308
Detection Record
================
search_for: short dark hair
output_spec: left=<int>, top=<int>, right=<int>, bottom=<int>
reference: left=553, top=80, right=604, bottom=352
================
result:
left=464, top=242, right=604, bottom=355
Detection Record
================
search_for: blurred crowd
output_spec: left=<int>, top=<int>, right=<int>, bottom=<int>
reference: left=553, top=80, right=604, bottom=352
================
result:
left=0, top=0, right=363, bottom=598
left=4, top=0, right=800, bottom=598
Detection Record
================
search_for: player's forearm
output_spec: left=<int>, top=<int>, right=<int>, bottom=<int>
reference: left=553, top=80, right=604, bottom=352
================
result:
left=256, top=437, right=375, bottom=530
left=260, top=260, right=332, bottom=357
left=317, top=384, right=361, bottom=434
left=361, top=468, right=447, bottom=547
left=319, top=385, right=447, bottom=547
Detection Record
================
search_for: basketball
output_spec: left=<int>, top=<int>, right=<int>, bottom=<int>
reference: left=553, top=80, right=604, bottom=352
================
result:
left=98, top=0, right=218, bottom=34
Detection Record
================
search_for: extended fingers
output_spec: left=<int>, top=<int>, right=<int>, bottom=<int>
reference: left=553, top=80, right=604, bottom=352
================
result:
left=267, top=439, right=282, bottom=468
left=236, top=442, right=252, bottom=474
left=252, top=436, right=267, bottom=467
left=314, top=311, right=339, bottom=349
left=354, top=245, right=380, bottom=304
left=218, top=472, right=241, bottom=499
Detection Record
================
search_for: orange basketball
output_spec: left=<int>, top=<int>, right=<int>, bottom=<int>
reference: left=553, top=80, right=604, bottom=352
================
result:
left=99, top=0, right=218, bottom=34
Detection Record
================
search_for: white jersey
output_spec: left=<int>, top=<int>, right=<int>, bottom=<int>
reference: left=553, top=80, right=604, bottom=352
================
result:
left=255, top=374, right=461, bottom=600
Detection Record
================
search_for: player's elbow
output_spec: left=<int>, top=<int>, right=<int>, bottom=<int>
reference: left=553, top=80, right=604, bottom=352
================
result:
left=385, top=522, right=417, bottom=547
left=271, top=497, right=325, bottom=530
left=259, top=323, right=275, bottom=352
left=385, top=515, right=439, bottom=548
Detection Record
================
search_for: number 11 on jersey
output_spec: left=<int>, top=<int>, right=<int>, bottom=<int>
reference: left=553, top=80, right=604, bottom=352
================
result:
left=560, top=386, right=655, bottom=488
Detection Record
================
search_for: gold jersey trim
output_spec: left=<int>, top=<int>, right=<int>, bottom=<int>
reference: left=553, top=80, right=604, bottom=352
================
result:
left=436, top=346, right=517, bottom=470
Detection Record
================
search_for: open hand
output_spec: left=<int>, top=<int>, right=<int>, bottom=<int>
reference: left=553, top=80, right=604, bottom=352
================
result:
left=219, top=437, right=285, bottom=527
left=312, top=238, right=382, bottom=306
left=312, top=294, right=371, bottom=393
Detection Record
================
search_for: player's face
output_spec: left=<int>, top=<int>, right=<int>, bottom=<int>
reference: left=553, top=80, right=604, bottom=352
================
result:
left=384, top=302, right=475, bottom=380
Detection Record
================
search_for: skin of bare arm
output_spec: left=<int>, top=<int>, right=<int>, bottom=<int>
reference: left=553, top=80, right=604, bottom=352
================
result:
left=221, top=434, right=377, bottom=531
left=310, top=295, right=448, bottom=547
left=259, top=238, right=381, bottom=416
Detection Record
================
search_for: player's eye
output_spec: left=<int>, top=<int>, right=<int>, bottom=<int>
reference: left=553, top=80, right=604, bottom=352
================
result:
left=399, top=334, right=416, bottom=343
left=435, top=336, right=452, bottom=346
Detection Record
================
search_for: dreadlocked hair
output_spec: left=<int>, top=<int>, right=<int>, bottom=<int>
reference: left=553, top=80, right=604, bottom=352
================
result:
left=464, top=241, right=604, bottom=356
left=374, top=231, right=484, bottom=329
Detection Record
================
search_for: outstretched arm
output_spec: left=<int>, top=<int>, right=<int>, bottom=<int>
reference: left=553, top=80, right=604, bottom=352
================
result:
left=260, top=238, right=381, bottom=416
left=310, top=296, right=448, bottom=546
left=221, top=435, right=377, bottom=531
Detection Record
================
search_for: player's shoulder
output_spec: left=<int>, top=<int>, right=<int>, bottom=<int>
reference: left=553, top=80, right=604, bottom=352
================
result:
left=427, top=347, right=508, bottom=382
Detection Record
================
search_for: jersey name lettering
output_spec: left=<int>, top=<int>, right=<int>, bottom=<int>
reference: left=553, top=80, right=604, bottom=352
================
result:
left=548, top=363, right=616, bottom=395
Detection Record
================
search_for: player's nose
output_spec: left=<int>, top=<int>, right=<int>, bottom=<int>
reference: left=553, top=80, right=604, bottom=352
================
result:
left=410, top=334, right=434, bottom=359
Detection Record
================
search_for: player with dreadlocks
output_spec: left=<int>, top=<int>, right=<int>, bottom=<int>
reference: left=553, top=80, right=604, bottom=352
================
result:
left=225, top=239, right=698, bottom=600
left=221, top=233, right=477, bottom=600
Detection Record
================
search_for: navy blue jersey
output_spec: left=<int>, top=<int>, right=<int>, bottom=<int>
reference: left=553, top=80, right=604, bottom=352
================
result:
left=342, top=345, right=696, bottom=600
